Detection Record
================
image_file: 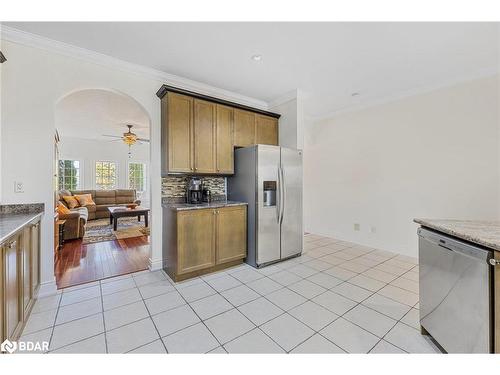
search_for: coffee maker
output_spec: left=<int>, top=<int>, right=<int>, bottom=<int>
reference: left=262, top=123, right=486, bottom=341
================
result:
left=187, top=177, right=203, bottom=204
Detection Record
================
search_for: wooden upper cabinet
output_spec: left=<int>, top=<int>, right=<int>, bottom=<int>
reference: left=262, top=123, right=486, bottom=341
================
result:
left=216, top=105, right=234, bottom=174
left=233, top=109, right=256, bottom=147
left=256, top=114, right=279, bottom=145
left=177, top=209, right=216, bottom=275
left=216, top=206, right=247, bottom=264
left=193, top=99, right=216, bottom=173
left=164, top=93, right=193, bottom=173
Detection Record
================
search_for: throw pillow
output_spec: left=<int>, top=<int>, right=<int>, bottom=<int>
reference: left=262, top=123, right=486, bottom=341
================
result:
left=57, top=202, right=71, bottom=215
left=62, top=195, right=80, bottom=209
left=75, top=193, right=95, bottom=207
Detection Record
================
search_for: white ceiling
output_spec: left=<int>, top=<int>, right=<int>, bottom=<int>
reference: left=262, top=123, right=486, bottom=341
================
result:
left=55, top=89, right=150, bottom=140
left=6, top=22, right=499, bottom=118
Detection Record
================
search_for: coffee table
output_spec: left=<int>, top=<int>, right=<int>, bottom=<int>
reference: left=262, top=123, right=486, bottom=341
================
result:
left=108, top=206, right=150, bottom=231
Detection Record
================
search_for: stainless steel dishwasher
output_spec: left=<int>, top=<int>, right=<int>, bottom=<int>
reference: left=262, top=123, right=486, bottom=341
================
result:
left=418, top=228, right=494, bottom=353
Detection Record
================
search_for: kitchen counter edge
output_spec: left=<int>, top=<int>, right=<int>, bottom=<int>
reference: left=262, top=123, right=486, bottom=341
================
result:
left=414, top=218, right=500, bottom=252
left=0, top=211, right=44, bottom=244
left=162, top=201, right=248, bottom=211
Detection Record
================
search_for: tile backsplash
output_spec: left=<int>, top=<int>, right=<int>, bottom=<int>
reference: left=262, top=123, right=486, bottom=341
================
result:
left=161, top=176, right=226, bottom=200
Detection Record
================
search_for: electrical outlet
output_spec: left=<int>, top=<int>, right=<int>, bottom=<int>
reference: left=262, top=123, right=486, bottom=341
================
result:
left=370, top=226, right=377, bottom=233
left=354, top=223, right=360, bottom=231
left=14, top=181, right=24, bottom=193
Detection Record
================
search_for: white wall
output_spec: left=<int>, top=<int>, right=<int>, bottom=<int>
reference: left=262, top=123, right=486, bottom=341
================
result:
left=304, top=76, right=499, bottom=257
left=58, top=137, right=150, bottom=205
left=271, top=90, right=305, bottom=150
left=0, top=40, right=162, bottom=294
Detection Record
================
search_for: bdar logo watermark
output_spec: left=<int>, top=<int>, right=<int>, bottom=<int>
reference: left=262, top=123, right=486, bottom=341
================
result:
left=1, top=339, right=17, bottom=353
left=1, top=339, right=48, bottom=353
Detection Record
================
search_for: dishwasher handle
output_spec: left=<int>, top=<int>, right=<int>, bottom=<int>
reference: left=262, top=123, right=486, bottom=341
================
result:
left=418, top=228, right=492, bottom=263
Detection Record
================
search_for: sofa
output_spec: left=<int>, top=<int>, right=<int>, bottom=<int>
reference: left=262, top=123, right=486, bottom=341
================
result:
left=58, top=189, right=141, bottom=240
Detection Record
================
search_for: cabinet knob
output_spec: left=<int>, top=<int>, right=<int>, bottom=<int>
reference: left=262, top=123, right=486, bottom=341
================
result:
left=489, top=259, right=500, bottom=266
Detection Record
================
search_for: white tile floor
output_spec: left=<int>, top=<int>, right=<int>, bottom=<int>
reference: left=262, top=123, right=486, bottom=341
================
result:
left=21, top=233, right=442, bottom=353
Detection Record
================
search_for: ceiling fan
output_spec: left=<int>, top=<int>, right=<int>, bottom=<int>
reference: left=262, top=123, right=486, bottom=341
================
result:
left=102, top=124, right=150, bottom=157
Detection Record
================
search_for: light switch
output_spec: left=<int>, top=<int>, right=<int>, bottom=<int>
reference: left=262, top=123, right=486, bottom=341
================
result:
left=14, top=181, right=24, bottom=193
left=354, top=223, right=360, bottom=231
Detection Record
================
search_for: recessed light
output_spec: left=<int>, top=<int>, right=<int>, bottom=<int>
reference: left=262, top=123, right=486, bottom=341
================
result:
left=251, top=54, right=262, bottom=62
left=351, top=92, right=360, bottom=97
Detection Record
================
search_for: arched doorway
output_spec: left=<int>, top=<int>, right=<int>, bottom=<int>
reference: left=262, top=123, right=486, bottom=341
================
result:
left=54, top=88, right=152, bottom=288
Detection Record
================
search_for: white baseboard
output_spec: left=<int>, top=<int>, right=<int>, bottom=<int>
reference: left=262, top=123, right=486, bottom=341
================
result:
left=38, top=279, right=60, bottom=297
left=148, top=258, right=164, bottom=271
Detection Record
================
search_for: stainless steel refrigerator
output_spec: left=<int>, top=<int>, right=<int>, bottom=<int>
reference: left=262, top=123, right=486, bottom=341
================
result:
left=228, top=145, right=303, bottom=267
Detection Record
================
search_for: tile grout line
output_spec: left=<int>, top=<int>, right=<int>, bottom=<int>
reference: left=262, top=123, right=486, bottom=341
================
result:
left=98, top=280, right=109, bottom=353
left=131, top=274, right=170, bottom=353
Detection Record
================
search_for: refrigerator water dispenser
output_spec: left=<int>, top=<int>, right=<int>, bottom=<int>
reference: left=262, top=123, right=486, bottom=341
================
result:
left=263, top=181, right=276, bottom=207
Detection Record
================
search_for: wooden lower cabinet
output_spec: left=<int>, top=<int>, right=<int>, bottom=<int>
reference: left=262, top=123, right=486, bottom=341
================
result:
left=1, top=216, right=41, bottom=344
left=495, top=250, right=500, bottom=353
left=177, top=209, right=216, bottom=275
left=216, top=206, right=247, bottom=264
left=164, top=205, right=247, bottom=281
left=3, top=234, right=23, bottom=341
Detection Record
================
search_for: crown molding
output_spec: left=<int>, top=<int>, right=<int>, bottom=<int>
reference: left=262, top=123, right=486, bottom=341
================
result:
left=268, top=89, right=300, bottom=108
left=311, top=68, right=499, bottom=122
left=0, top=25, right=269, bottom=110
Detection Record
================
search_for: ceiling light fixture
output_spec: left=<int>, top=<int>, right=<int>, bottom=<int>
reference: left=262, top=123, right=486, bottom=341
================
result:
left=251, top=54, right=262, bottom=62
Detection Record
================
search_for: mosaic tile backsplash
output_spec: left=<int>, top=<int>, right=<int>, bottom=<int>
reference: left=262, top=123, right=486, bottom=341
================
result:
left=161, top=176, right=226, bottom=201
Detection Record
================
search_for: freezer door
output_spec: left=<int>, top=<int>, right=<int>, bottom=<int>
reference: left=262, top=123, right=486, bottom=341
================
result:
left=280, top=147, right=303, bottom=259
left=256, top=145, right=281, bottom=265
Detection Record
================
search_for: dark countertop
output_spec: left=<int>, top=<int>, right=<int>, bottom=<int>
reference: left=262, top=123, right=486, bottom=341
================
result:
left=0, top=212, right=43, bottom=244
left=414, top=218, right=500, bottom=252
left=163, top=201, right=248, bottom=211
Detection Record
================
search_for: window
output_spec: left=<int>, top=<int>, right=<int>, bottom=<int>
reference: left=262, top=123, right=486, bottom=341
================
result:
left=95, top=161, right=117, bottom=190
left=58, top=160, right=80, bottom=190
left=128, top=162, right=147, bottom=192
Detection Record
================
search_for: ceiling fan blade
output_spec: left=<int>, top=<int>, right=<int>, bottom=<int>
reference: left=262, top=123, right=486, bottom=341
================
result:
left=102, top=134, right=122, bottom=138
left=137, top=138, right=150, bottom=143
left=105, top=139, right=123, bottom=142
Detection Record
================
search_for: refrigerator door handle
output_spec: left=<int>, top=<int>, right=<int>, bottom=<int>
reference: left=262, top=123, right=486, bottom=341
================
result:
left=276, top=164, right=281, bottom=223
left=280, top=164, right=285, bottom=224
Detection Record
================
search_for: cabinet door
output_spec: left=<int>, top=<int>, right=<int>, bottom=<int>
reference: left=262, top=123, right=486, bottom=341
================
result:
left=233, top=109, right=256, bottom=147
left=177, top=210, right=216, bottom=275
left=165, top=93, right=193, bottom=173
left=0, top=243, right=3, bottom=342
left=216, top=206, right=247, bottom=264
left=495, top=250, right=500, bottom=353
left=255, top=115, right=279, bottom=145
left=193, top=99, right=216, bottom=173
left=22, top=227, right=33, bottom=317
left=4, top=234, right=23, bottom=340
left=31, top=222, right=40, bottom=296
left=216, top=105, right=234, bottom=174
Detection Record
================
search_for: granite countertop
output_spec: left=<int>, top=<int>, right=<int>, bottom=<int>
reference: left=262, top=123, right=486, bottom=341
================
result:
left=0, top=212, right=43, bottom=244
left=414, top=218, right=500, bottom=251
left=163, top=201, right=248, bottom=211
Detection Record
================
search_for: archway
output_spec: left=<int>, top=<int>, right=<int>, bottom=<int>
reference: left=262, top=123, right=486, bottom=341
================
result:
left=54, top=88, right=152, bottom=288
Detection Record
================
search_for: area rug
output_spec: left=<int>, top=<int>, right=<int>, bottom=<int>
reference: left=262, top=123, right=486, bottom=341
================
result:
left=82, top=217, right=150, bottom=244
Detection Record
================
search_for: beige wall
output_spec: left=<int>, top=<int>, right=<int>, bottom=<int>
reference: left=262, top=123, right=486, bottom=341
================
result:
left=304, top=75, right=499, bottom=257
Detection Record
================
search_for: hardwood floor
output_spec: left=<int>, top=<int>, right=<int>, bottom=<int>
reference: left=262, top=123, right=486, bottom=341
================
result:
left=55, top=235, right=150, bottom=289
